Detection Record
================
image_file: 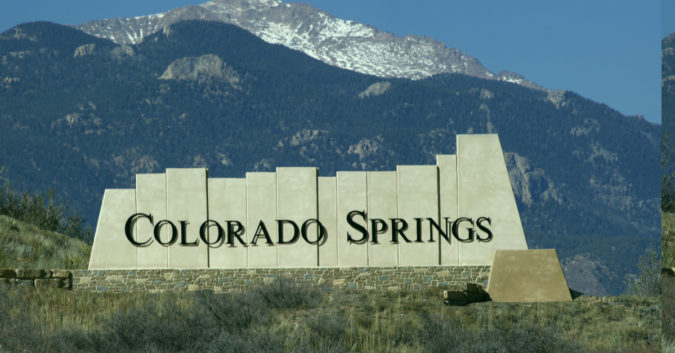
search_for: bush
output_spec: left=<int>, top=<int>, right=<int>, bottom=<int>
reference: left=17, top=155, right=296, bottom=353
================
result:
left=0, top=180, right=92, bottom=243
left=478, top=324, right=585, bottom=353
left=625, top=249, right=661, bottom=296
left=298, top=312, right=350, bottom=353
left=207, top=329, right=284, bottom=353
left=257, top=277, right=323, bottom=309
left=50, top=291, right=291, bottom=353
left=0, top=287, right=47, bottom=353
left=53, top=293, right=216, bottom=352
left=196, top=290, right=269, bottom=331
left=421, top=313, right=585, bottom=353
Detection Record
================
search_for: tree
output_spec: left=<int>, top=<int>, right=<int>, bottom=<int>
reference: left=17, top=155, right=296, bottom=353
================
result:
left=625, top=249, right=661, bottom=296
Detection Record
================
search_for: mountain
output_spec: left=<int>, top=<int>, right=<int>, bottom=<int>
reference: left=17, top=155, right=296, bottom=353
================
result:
left=663, top=33, right=675, bottom=209
left=0, top=20, right=659, bottom=295
left=74, top=0, right=542, bottom=89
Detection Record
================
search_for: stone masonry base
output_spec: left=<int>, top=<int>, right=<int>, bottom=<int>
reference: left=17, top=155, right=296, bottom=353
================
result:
left=71, top=266, right=490, bottom=293
left=0, top=269, right=72, bottom=289
left=1, top=266, right=491, bottom=293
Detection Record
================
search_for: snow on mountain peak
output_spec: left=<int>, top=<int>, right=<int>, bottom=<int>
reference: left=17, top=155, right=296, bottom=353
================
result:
left=75, top=0, right=541, bottom=87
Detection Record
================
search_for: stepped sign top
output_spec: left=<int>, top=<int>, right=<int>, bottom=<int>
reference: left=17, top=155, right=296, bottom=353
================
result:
left=89, top=134, right=528, bottom=269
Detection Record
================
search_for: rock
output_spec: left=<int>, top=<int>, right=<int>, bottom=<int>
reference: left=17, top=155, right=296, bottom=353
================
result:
left=35, top=278, right=67, bottom=289
left=73, top=43, right=96, bottom=57
left=443, top=283, right=490, bottom=306
left=358, top=81, right=391, bottom=98
left=0, top=269, right=16, bottom=278
left=159, top=54, right=240, bottom=87
left=15, top=279, right=34, bottom=287
left=16, top=269, right=46, bottom=279
left=110, top=44, right=135, bottom=60
left=50, top=270, right=71, bottom=279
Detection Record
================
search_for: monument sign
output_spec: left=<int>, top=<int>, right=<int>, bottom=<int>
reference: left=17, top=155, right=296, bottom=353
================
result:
left=88, top=134, right=528, bottom=269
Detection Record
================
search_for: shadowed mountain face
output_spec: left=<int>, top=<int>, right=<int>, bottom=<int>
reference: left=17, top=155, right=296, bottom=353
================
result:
left=0, top=21, right=659, bottom=295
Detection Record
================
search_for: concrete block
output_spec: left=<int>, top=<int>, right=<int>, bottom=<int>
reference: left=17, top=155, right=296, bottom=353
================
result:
left=276, top=167, right=318, bottom=267
left=318, top=177, right=338, bottom=266
left=436, top=155, right=459, bottom=265
left=166, top=168, right=209, bottom=269
left=487, top=249, right=572, bottom=302
left=89, top=189, right=138, bottom=269
left=396, top=165, right=439, bottom=266
left=366, top=172, right=398, bottom=266
left=337, top=172, right=368, bottom=267
left=456, top=134, right=528, bottom=265
left=208, top=178, right=248, bottom=268
left=135, top=173, right=168, bottom=268
left=246, top=172, right=278, bottom=268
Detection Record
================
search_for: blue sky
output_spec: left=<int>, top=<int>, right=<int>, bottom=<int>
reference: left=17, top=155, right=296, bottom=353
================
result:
left=0, top=0, right=662, bottom=124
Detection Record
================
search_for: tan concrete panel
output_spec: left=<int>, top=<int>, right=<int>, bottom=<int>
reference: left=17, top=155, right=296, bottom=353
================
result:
left=397, top=165, right=439, bottom=266
left=276, top=167, right=318, bottom=267
left=89, top=189, right=138, bottom=269
left=337, top=172, right=368, bottom=267
left=436, top=155, right=459, bottom=265
left=246, top=172, right=278, bottom=268
left=208, top=178, right=247, bottom=268
left=457, top=134, right=528, bottom=265
left=487, top=249, right=572, bottom=302
left=366, top=171, right=398, bottom=266
left=318, top=177, right=338, bottom=266
left=135, top=174, right=168, bottom=268
left=166, top=168, right=209, bottom=269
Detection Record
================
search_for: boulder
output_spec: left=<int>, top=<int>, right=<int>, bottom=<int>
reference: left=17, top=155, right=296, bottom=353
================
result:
left=443, top=283, right=491, bottom=306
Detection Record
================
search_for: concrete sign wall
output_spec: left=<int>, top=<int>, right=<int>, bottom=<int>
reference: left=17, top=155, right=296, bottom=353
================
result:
left=89, top=134, right=528, bottom=269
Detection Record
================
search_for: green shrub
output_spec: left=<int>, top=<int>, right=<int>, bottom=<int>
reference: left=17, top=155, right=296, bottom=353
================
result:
left=420, top=313, right=469, bottom=353
left=299, top=312, right=350, bottom=353
left=196, top=290, right=270, bottom=331
left=0, top=180, right=92, bottom=243
left=624, top=249, right=661, bottom=296
left=0, top=287, right=44, bottom=353
left=479, top=324, right=585, bottom=353
left=257, top=277, right=323, bottom=309
left=421, top=313, right=585, bottom=353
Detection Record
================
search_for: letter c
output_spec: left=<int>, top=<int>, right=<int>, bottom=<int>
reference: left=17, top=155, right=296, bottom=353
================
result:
left=124, top=213, right=154, bottom=247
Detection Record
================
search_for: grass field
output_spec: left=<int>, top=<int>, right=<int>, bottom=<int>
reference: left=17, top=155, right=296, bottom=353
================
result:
left=0, top=215, right=90, bottom=269
left=0, top=213, right=663, bottom=352
left=664, top=212, right=675, bottom=351
left=0, top=283, right=661, bottom=353
left=664, top=212, right=675, bottom=269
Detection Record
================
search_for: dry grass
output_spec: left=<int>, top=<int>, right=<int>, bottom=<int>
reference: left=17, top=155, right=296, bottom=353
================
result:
left=0, top=214, right=662, bottom=352
left=664, top=212, right=675, bottom=345
left=0, top=284, right=660, bottom=353
left=0, top=215, right=90, bottom=269
left=664, top=212, right=675, bottom=268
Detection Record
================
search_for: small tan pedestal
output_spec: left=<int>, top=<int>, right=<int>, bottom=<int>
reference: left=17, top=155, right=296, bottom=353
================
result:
left=486, top=249, right=572, bottom=302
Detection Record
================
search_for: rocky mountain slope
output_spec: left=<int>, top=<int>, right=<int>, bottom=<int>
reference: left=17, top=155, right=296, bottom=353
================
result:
left=75, top=0, right=541, bottom=89
left=0, top=21, right=660, bottom=295
left=663, top=33, right=675, bottom=209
